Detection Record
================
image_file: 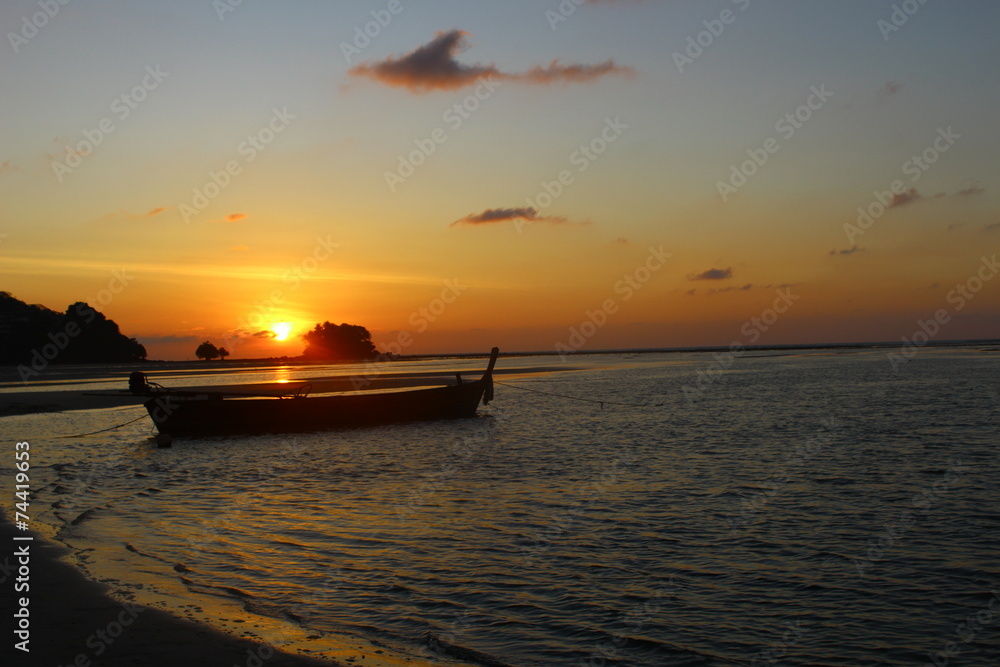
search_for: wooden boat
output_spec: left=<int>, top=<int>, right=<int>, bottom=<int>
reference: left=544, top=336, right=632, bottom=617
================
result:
left=135, top=348, right=499, bottom=437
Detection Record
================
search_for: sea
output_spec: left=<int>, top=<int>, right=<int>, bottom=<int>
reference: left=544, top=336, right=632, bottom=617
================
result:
left=2, top=347, right=999, bottom=666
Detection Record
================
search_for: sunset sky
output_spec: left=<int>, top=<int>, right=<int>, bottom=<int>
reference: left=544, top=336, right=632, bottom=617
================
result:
left=2, top=0, right=998, bottom=359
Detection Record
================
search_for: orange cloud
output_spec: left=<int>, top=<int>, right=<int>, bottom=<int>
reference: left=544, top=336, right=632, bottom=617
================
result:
left=224, top=213, right=247, bottom=223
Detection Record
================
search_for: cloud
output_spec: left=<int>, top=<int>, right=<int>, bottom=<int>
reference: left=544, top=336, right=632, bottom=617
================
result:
left=450, top=206, right=570, bottom=227
left=888, top=188, right=921, bottom=208
left=829, top=245, right=865, bottom=256
left=709, top=283, right=753, bottom=294
left=611, top=237, right=630, bottom=245
left=253, top=329, right=276, bottom=338
left=229, top=244, right=250, bottom=251
left=691, top=267, right=733, bottom=281
left=985, top=223, right=1000, bottom=233
left=878, top=186, right=985, bottom=212
left=138, top=334, right=200, bottom=345
left=877, top=80, right=902, bottom=100
left=0, top=161, right=16, bottom=174
left=224, top=213, right=247, bottom=223
left=350, top=30, right=633, bottom=93
left=684, top=281, right=798, bottom=297
left=100, top=206, right=172, bottom=222
left=519, top=59, right=633, bottom=85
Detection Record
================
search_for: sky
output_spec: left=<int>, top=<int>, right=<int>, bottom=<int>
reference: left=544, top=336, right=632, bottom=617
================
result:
left=1, top=0, right=998, bottom=360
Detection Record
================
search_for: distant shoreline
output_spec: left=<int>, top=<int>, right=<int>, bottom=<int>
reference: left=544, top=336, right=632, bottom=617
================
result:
left=3, top=337, right=997, bottom=369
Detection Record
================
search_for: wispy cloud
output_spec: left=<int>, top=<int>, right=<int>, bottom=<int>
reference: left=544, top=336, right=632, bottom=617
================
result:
left=350, top=30, right=633, bottom=93
left=0, top=161, right=16, bottom=174
left=708, top=283, right=753, bottom=294
left=888, top=188, right=921, bottom=208
left=877, top=80, right=902, bottom=101
left=829, top=245, right=865, bottom=256
left=100, top=206, right=173, bottom=222
left=450, top=206, right=572, bottom=227
left=685, top=282, right=797, bottom=297
left=222, top=212, right=247, bottom=223
left=691, top=267, right=733, bottom=281
left=877, top=185, right=987, bottom=212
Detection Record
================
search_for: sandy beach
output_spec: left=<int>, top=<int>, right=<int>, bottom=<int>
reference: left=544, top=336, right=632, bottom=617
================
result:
left=2, top=511, right=348, bottom=666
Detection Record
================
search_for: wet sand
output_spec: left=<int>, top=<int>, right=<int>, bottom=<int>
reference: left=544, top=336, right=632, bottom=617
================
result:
left=2, top=512, right=341, bottom=666
left=2, top=511, right=490, bottom=666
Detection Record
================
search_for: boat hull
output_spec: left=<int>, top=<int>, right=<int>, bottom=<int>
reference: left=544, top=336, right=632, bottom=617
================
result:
left=144, top=377, right=491, bottom=436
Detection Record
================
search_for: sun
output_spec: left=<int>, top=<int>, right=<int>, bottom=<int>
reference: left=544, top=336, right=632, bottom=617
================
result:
left=271, top=322, right=292, bottom=341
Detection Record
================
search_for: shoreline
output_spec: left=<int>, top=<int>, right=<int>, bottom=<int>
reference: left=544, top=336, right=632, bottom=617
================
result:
left=2, top=511, right=469, bottom=666
left=1, top=510, right=341, bottom=666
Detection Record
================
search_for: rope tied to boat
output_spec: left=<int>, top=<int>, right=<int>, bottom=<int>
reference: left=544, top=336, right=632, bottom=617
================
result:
left=493, top=380, right=662, bottom=408
left=55, top=409, right=149, bottom=439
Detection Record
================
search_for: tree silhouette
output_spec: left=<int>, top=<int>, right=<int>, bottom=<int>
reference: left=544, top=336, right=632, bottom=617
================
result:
left=218, top=347, right=229, bottom=361
left=195, top=341, right=220, bottom=361
left=0, top=292, right=146, bottom=365
left=302, top=322, right=378, bottom=361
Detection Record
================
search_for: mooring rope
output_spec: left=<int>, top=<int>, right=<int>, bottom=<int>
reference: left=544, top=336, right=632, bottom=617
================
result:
left=56, top=409, right=149, bottom=439
left=494, top=381, right=662, bottom=408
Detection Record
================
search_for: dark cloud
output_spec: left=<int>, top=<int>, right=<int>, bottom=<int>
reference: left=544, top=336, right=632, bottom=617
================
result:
left=350, top=30, right=633, bottom=93
left=985, top=223, right=1000, bottom=233
left=877, top=80, right=902, bottom=100
left=829, top=245, right=865, bottom=256
left=888, top=188, right=921, bottom=208
left=709, top=283, right=753, bottom=294
left=691, top=267, right=733, bottom=281
left=138, top=334, right=199, bottom=345
left=878, top=186, right=985, bottom=212
left=350, top=31, right=498, bottom=93
left=450, top=207, right=569, bottom=227
left=253, top=329, right=276, bottom=338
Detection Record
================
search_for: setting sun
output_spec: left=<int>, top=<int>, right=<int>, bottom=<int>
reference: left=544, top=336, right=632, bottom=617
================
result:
left=271, top=322, right=292, bottom=341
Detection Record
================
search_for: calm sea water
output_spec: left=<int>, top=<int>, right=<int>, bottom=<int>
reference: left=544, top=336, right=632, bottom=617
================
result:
left=4, top=349, right=999, bottom=665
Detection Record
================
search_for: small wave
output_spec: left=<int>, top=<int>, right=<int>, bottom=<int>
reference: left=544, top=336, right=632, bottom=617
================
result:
left=70, top=508, right=98, bottom=525
left=425, top=633, right=515, bottom=667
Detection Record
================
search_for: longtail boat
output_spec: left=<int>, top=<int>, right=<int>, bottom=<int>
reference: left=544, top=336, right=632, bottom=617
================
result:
left=132, top=348, right=499, bottom=437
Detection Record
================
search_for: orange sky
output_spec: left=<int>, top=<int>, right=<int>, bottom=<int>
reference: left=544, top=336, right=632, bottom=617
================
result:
left=2, top=2, right=997, bottom=359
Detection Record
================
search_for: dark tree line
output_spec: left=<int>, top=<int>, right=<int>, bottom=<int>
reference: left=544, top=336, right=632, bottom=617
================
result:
left=195, top=341, right=229, bottom=361
left=302, top=322, right=378, bottom=361
left=0, top=291, right=146, bottom=365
